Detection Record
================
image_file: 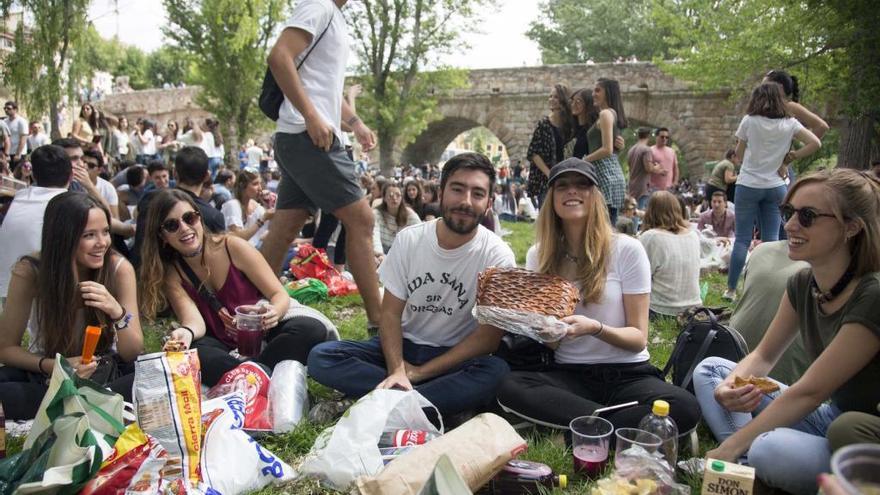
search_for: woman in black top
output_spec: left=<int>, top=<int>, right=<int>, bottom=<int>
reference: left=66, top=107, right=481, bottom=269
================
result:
left=526, top=84, right=574, bottom=207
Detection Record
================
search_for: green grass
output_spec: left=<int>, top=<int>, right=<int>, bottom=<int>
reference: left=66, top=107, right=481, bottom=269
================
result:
left=7, top=222, right=729, bottom=494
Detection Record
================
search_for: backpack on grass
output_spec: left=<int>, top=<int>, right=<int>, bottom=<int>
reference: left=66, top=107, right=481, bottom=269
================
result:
left=661, top=307, right=748, bottom=393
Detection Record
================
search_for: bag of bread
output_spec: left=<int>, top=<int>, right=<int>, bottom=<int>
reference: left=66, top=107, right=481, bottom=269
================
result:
left=473, top=267, right=580, bottom=342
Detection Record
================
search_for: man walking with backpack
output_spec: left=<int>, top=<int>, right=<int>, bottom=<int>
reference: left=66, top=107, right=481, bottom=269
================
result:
left=261, top=0, right=382, bottom=332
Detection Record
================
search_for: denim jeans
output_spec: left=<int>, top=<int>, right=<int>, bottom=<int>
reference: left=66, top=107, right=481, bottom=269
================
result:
left=693, top=357, right=840, bottom=495
left=727, top=184, right=787, bottom=291
left=307, top=337, right=509, bottom=416
left=208, top=157, right=223, bottom=179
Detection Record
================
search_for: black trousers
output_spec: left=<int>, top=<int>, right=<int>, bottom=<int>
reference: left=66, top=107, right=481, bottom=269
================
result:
left=496, top=360, right=701, bottom=434
left=313, top=211, right=347, bottom=265
left=193, top=315, right=328, bottom=387
left=0, top=363, right=135, bottom=421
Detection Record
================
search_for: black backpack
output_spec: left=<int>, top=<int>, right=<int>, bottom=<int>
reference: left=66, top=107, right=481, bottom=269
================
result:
left=661, top=307, right=748, bottom=393
left=259, top=18, right=333, bottom=121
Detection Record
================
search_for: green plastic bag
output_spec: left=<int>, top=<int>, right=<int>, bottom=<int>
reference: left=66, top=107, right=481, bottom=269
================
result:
left=286, top=277, right=329, bottom=305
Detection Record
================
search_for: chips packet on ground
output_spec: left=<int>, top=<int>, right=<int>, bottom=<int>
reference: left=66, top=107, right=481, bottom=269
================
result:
left=206, top=362, right=272, bottom=432
left=134, top=350, right=202, bottom=487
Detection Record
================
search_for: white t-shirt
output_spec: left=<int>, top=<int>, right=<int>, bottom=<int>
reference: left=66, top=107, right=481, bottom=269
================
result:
left=114, top=129, right=129, bottom=156
left=140, top=130, right=157, bottom=155
left=179, top=130, right=215, bottom=156
left=5, top=116, right=27, bottom=154
left=0, top=186, right=67, bottom=297
left=276, top=0, right=347, bottom=140
left=221, top=199, right=267, bottom=247
left=95, top=177, right=119, bottom=207
left=129, top=131, right=142, bottom=155
left=735, top=115, right=804, bottom=189
left=27, top=133, right=50, bottom=152
left=246, top=146, right=263, bottom=166
left=526, top=234, right=652, bottom=364
left=379, top=219, right=516, bottom=347
left=638, top=229, right=702, bottom=316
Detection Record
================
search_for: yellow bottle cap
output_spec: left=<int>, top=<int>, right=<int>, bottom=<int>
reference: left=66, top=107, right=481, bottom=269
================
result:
left=558, top=474, right=568, bottom=488
left=652, top=400, right=670, bottom=416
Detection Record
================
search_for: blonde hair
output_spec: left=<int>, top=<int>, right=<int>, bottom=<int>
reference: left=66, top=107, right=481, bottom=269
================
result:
left=642, top=191, right=690, bottom=233
left=784, top=169, right=880, bottom=277
left=535, top=184, right=612, bottom=303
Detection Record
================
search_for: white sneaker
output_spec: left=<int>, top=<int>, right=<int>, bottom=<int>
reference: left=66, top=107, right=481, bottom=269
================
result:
left=722, top=289, right=737, bottom=302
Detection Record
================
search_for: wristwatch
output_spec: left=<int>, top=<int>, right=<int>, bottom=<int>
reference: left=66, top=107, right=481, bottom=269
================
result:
left=113, top=307, right=133, bottom=331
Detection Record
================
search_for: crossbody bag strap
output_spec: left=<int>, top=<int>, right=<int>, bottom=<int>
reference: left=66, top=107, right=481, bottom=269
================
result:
left=681, top=328, right=718, bottom=391
left=177, top=259, right=225, bottom=314
left=296, top=12, right=334, bottom=70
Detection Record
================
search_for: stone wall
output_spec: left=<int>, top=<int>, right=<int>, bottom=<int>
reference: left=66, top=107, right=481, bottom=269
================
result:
left=100, top=87, right=213, bottom=129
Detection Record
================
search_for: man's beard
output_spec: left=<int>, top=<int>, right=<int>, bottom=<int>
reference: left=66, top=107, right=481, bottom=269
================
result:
left=441, top=202, right=485, bottom=235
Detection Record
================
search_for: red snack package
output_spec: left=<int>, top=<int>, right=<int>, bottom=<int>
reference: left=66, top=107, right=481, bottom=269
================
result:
left=207, top=362, right=272, bottom=432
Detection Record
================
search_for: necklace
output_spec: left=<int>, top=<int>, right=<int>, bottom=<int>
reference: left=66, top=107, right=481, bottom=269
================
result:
left=810, top=258, right=857, bottom=305
left=181, top=244, right=204, bottom=258
left=563, top=251, right=581, bottom=264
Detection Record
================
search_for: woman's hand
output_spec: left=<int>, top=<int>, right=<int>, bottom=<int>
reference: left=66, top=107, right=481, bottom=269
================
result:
left=714, top=377, right=763, bottom=413
left=261, top=304, right=280, bottom=331
left=80, top=281, right=124, bottom=320
left=375, top=253, right=385, bottom=267
left=168, top=327, right=195, bottom=349
left=561, top=315, right=602, bottom=338
left=68, top=355, right=98, bottom=379
left=262, top=208, right=276, bottom=222
left=706, top=441, right=745, bottom=463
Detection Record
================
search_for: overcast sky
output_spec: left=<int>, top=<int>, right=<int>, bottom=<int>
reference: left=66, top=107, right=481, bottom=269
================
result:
left=87, top=0, right=543, bottom=69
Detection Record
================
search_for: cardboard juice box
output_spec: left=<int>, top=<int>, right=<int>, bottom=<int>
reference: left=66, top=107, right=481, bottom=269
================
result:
left=701, top=458, right=755, bottom=495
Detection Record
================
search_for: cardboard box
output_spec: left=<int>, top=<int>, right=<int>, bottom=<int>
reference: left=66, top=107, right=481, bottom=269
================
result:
left=701, top=458, right=755, bottom=495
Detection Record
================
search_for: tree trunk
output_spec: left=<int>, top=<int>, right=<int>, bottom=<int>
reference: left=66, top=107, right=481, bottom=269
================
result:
left=49, top=100, right=62, bottom=140
left=837, top=115, right=880, bottom=169
left=379, top=131, right=396, bottom=175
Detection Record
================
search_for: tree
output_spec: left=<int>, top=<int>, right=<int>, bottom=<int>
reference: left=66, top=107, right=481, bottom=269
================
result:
left=163, top=0, right=288, bottom=155
left=345, top=0, right=487, bottom=173
left=653, top=0, right=880, bottom=168
left=145, top=46, right=196, bottom=88
left=1, top=0, right=92, bottom=139
left=527, top=0, right=672, bottom=63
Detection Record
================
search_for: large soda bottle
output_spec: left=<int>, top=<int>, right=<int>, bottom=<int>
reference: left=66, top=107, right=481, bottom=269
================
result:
left=637, top=400, right=678, bottom=469
left=477, top=460, right=567, bottom=494
left=378, top=429, right=438, bottom=447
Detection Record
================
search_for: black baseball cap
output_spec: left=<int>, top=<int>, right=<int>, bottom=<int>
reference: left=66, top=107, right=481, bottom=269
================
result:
left=548, top=158, right=599, bottom=186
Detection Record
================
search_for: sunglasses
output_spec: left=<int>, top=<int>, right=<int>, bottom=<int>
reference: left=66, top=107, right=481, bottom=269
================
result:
left=658, top=135, right=670, bottom=140
left=780, top=204, right=836, bottom=228
left=161, top=211, right=201, bottom=234
left=85, top=161, right=101, bottom=169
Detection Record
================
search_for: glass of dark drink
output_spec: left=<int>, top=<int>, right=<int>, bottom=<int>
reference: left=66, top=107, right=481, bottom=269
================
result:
left=234, top=304, right=267, bottom=358
left=569, top=416, right=613, bottom=480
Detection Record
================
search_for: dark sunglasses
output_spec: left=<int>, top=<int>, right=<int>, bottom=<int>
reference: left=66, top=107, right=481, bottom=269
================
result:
left=780, top=204, right=836, bottom=228
left=161, top=211, right=201, bottom=233
left=658, top=135, right=670, bottom=140
left=84, top=161, right=101, bottom=169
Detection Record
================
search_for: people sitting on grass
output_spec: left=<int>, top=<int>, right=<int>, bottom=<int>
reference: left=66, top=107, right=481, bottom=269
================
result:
left=0, top=192, right=143, bottom=419
left=698, top=191, right=735, bottom=241
left=496, top=158, right=700, bottom=435
left=138, top=189, right=328, bottom=387
left=372, top=181, right=420, bottom=266
left=694, top=169, right=880, bottom=495
left=639, top=191, right=702, bottom=318
left=221, top=167, right=274, bottom=247
left=308, top=152, right=516, bottom=422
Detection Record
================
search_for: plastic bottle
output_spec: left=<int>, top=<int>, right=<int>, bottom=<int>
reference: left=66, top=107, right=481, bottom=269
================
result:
left=477, top=460, right=567, bottom=494
left=378, top=429, right=438, bottom=447
left=637, top=400, right=678, bottom=469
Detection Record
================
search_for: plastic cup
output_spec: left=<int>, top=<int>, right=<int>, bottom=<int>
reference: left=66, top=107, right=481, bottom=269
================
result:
left=235, top=304, right=267, bottom=357
left=570, top=416, right=613, bottom=480
left=614, top=428, right=662, bottom=468
left=831, top=443, right=880, bottom=495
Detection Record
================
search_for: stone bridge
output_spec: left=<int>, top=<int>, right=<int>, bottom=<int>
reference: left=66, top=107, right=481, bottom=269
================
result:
left=402, top=62, right=743, bottom=175
left=101, top=62, right=743, bottom=176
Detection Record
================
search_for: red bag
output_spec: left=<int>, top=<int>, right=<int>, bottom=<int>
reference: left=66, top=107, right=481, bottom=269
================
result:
left=289, top=244, right=358, bottom=296
left=207, top=363, right=272, bottom=432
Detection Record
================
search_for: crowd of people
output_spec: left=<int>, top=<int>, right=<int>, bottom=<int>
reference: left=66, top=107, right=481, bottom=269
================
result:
left=0, top=0, right=877, bottom=493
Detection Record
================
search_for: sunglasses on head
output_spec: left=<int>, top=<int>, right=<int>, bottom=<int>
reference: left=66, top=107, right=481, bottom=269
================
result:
left=780, top=203, right=836, bottom=228
left=161, top=210, right=201, bottom=233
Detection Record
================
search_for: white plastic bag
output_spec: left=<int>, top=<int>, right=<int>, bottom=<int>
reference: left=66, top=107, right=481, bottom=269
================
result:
left=473, top=305, right=569, bottom=342
left=268, top=360, right=309, bottom=433
left=200, top=393, right=297, bottom=495
left=300, top=389, right=443, bottom=491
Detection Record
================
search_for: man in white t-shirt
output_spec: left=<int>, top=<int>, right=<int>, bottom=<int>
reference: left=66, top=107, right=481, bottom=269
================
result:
left=4, top=101, right=29, bottom=166
left=82, top=147, right=119, bottom=219
left=245, top=139, right=263, bottom=167
left=26, top=121, right=50, bottom=152
left=261, top=0, right=382, bottom=331
left=308, top=153, right=515, bottom=418
left=0, top=145, right=71, bottom=300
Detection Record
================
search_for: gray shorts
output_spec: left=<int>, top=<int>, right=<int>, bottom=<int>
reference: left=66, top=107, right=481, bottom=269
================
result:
left=274, top=131, right=363, bottom=213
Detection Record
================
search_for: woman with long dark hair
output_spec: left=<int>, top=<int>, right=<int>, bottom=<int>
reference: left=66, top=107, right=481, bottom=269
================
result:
left=763, top=70, right=829, bottom=140
left=582, top=78, right=628, bottom=224
left=497, top=158, right=700, bottom=434
left=70, top=103, right=99, bottom=147
left=526, top=84, right=575, bottom=207
left=403, top=180, right=425, bottom=220
left=221, top=168, right=274, bottom=246
left=0, top=192, right=143, bottom=419
left=695, top=169, right=880, bottom=494
left=724, top=83, right=821, bottom=301
left=139, top=189, right=328, bottom=386
left=372, top=182, right=420, bottom=265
